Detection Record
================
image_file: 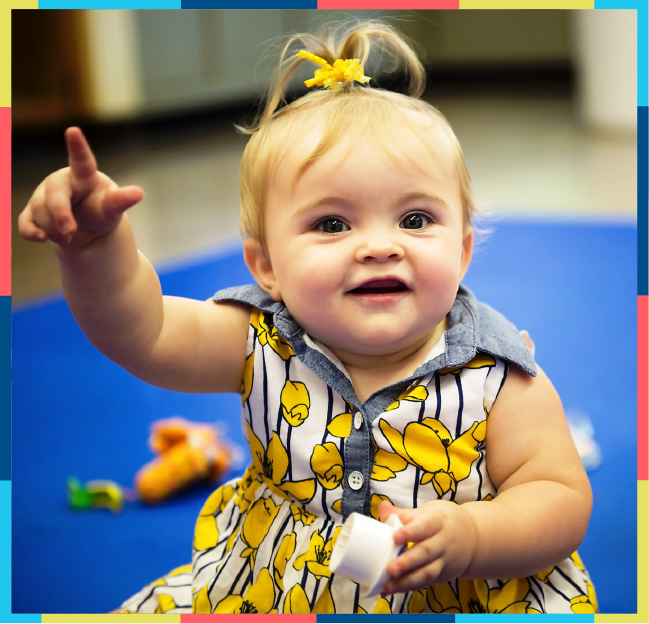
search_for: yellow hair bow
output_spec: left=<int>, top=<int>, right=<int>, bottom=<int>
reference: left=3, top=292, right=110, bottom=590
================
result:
left=297, top=50, right=371, bottom=91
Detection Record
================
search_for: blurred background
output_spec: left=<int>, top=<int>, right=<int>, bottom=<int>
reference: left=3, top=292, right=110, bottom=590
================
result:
left=11, top=9, right=638, bottom=616
left=12, top=8, right=637, bottom=303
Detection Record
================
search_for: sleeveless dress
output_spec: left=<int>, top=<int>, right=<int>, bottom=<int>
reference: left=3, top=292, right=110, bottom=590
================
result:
left=120, top=284, right=597, bottom=615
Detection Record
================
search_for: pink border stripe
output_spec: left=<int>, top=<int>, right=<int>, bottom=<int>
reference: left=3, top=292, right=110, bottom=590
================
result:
left=318, top=0, right=458, bottom=8
left=639, top=295, right=648, bottom=481
left=181, top=616, right=317, bottom=623
left=0, top=108, right=10, bottom=297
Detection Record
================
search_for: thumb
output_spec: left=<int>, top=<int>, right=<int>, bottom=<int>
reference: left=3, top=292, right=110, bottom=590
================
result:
left=103, top=185, right=145, bottom=218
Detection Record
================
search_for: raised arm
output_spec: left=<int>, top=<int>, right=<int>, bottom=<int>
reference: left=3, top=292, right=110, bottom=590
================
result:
left=18, top=128, right=249, bottom=394
left=380, top=365, right=592, bottom=590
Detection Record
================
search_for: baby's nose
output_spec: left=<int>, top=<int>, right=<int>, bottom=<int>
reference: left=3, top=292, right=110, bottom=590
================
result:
left=355, top=237, right=405, bottom=263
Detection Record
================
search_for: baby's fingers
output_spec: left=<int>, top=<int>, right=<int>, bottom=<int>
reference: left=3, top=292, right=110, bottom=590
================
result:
left=19, top=183, right=72, bottom=244
left=44, top=172, right=76, bottom=236
left=65, top=127, right=99, bottom=198
left=103, top=185, right=144, bottom=218
left=386, top=536, right=443, bottom=581
left=17, top=203, right=47, bottom=242
left=383, top=557, right=445, bottom=595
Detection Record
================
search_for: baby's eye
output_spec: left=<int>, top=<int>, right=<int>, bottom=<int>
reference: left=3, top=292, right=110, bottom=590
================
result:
left=316, top=218, right=350, bottom=234
left=400, top=213, right=433, bottom=230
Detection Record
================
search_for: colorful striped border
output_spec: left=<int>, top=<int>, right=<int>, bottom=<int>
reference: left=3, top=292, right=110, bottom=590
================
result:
left=2, top=2, right=647, bottom=623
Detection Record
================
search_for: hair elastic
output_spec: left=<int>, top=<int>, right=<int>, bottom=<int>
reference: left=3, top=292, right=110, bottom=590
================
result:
left=297, top=50, right=371, bottom=91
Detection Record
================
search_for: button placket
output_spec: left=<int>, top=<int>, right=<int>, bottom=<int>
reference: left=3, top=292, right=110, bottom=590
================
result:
left=347, top=471, right=364, bottom=490
left=341, top=405, right=370, bottom=520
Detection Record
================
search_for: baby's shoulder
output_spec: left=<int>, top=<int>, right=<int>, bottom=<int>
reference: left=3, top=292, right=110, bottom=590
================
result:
left=451, top=287, right=537, bottom=378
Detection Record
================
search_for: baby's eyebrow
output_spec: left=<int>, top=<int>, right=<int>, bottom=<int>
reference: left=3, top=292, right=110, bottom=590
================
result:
left=292, top=191, right=451, bottom=219
left=292, top=196, right=351, bottom=218
left=399, top=191, right=450, bottom=209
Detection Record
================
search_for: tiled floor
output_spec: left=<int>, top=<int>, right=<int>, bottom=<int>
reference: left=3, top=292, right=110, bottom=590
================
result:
left=11, top=90, right=637, bottom=305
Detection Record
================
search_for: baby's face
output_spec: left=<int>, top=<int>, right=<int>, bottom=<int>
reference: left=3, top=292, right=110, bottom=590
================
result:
left=246, top=132, right=472, bottom=359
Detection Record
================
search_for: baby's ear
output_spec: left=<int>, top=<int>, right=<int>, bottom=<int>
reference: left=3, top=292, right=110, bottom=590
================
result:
left=243, top=238, right=282, bottom=302
left=459, top=227, right=474, bottom=281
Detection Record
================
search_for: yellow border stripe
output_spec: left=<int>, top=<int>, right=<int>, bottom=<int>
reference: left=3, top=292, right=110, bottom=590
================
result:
left=460, top=1, right=594, bottom=7
left=42, top=616, right=180, bottom=623
left=1, top=1, right=38, bottom=108
left=595, top=481, right=648, bottom=623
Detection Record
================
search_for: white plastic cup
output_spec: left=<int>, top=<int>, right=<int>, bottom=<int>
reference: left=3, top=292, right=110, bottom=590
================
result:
left=329, top=512, right=404, bottom=597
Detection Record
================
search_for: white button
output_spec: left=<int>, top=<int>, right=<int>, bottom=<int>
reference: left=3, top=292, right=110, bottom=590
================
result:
left=348, top=471, right=364, bottom=490
left=354, top=412, right=363, bottom=429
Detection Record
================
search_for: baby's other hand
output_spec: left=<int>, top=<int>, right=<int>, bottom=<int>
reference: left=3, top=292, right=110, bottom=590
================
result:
left=378, top=499, right=477, bottom=594
left=18, top=127, right=144, bottom=248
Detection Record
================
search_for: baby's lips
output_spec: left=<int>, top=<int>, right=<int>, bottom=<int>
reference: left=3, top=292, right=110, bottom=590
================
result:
left=349, top=277, right=409, bottom=293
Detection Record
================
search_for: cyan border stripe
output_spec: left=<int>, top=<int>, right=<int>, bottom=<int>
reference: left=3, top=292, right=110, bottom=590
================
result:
left=0, top=482, right=41, bottom=623
left=318, top=616, right=454, bottom=622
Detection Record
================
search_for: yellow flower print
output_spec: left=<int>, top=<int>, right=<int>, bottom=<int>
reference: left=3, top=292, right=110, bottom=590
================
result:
left=428, top=578, right=529, bottom=614
left=571, top=595, right=595, bottom=614
left=426, top=582, right=464, bottom=613
left=290, top=503, right=316, bottom=525
left=214, top=567, right=277, bottom=614
left=571, top=551, right=587, bottom=571
left=408, top=590, right=426, bottom=613
left=252, top=309, right=294, bottom=360
left=327, top=412, right=352, bottom=438
left=273, top=533, right=296, bottom=591
left=371, top=438, right=408, bottom=481
left=311, top=443, right=344, bottom=490
left=379, top=417, right=486, bottom=497
left=241, top=496, right=281, bottom=569
left=372, top=597, right=392, bottom=613
left=234, top=466, right=261, bottom=513
left=294, top=527, right=342, bottom=579
left=332, top=499, right=342, bottom=514
left=284, top=583, right=311, bottom=613
left=535, top=565, right=555, bottom=583
left=370, top=493, right=393, bottom=520
left=385, top=384, right=428, bottom=411
left=155, top=594, right=176, bottom=614
left=570, top=580, right=598, bottom=614
left=194, top=484, right=235, bottom=550
left=356, top=597, right=393, bottom=614
left=439, top=354, right=496, bottom=376
left=247, top=422, right=316, bottom=504
left=474, top=578, right=531, bottom=614
left=281, top=380, right=310, bottom=427
left=168, top=564, right=192, bottom=575
left=241, top=351, right=254, bottom=404
left=193, top=584, right=211, bottom=613
left=312, top=582, right=335, bottom=613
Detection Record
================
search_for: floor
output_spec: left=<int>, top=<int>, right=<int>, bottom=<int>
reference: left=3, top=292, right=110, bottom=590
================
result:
left=11, top=88, right=637, bottom=305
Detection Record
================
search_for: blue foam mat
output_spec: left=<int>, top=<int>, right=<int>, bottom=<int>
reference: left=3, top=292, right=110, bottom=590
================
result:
left=11, top=220, right=637, bottom=614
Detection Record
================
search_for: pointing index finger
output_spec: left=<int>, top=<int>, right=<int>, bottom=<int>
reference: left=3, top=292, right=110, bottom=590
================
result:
left=65, top=127, right=98, bottom=186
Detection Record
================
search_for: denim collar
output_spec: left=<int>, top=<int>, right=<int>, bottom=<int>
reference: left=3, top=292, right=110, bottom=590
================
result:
left=213, top=283, right=536, bottom=410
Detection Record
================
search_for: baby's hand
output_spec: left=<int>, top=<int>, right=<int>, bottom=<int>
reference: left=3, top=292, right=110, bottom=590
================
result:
left=18, top=127, right=144, bottom=248
left=379, top=499, right=477, bottom=594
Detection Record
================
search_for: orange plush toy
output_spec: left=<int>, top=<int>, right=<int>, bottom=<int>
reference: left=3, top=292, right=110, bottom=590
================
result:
left=135, top=417, right=233, bottom=504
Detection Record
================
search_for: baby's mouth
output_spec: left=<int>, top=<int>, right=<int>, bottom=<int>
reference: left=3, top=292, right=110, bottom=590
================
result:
left=349, top=278, right=409, bottom=295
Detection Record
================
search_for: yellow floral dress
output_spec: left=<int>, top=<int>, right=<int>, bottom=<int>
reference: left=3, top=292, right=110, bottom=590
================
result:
left=120, top=287, right=597, bottom=615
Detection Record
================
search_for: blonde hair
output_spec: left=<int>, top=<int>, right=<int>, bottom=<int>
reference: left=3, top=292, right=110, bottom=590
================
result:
left=238, top=20, right=476, bottom=248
